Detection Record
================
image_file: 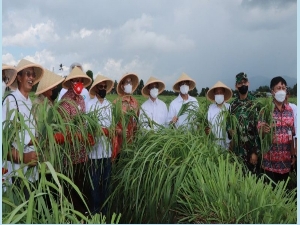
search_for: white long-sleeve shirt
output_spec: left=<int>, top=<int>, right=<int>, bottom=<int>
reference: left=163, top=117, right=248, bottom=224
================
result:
left=2, top=89, right=38, bottom=182
left=207, top=103, right=231, bottom=149
left=167, top=94, right=199, bottom=128
left=86, top=98, right=112, bottom=159
left=140, top=98, right=168, bottom=130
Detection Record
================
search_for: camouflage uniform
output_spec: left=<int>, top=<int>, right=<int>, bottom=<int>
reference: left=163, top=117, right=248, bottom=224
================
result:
left=230, top=93, right=261, bottom=160
left=229, top=73, right=261, bottom=173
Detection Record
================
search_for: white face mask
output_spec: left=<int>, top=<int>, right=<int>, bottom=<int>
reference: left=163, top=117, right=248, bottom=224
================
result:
left=274, top=90, right=286, bottom=103
left=2, top=81, right=6, bottom=96
left=124, top=83, right=132, bottom=94
left=180, top=84, right=189, bottom=95
left=150, top=88, right=159, bottom=99
left=215, top=94, right=224, bottom=104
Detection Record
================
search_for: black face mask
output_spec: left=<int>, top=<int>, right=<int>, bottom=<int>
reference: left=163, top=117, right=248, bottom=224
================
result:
left=97, top=89, right=106, bottom=98
left=50, top=87, right=60, bottom=101
left=238, top=85, right=248, bottom=95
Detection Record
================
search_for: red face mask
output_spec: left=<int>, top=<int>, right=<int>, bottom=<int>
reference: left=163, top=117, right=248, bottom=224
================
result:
left=73, top=82, right=84, bottom=95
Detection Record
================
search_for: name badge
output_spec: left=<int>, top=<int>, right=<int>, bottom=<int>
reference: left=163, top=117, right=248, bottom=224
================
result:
left=288, top=130, right=292, bottom=141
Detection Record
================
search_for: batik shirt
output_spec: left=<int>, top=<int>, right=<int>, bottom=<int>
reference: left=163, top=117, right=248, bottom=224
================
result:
left=258, top=103, right=295, bottom=174
left=60, top=88, right=87, bottom=164
left=229, top=94, right=260, bottom=160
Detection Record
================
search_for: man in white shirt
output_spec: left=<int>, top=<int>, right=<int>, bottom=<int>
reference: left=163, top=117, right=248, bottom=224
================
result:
left=86, top=74, right=113, bottom=215
left=205, top=81, right=233, bottom=149
left=58, top=62, right=90, bottom=105
left=167, top=73, right=199, bottom=128
left=2, top=59, right=44, bottom=190
left=140, top=76, right=168, bottom=130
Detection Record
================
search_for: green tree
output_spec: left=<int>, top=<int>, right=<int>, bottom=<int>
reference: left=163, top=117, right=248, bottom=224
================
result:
left=255, top=85, right=270, bottom=93
left=85, top=70, right=93, bottom=90
left=189, top=87, right=198, bottom=97
left=135, top=79, right=144, bottom=95
left=199, top=87, right=209, bottom=97
left=111, top=80, right=118, bottom=94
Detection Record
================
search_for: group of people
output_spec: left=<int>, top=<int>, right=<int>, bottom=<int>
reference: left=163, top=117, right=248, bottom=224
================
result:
left=2, top=59, right=297, bottom=215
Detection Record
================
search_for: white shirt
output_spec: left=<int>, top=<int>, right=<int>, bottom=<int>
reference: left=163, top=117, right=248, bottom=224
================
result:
left=2, top=89, right=38, bottom=182
left=289, top=102, right=297, bottom=138
left=140, top=98, right=168, bottom=130
left=207, top=103, right=231, bottom=149
left=167, top=94, right=199, bottom=128
left=58, top=87, right=90, bottom=106
left=86, top=97, right=112, bottom=159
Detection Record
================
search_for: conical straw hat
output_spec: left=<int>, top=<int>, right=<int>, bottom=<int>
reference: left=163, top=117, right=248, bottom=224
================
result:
left=89, top=74, right=114, bottom=98
left=141, top=76, right=165, bottom=98
left=10, top=59, right=45, bottom=90
left=2, top=64, right=17, bottom=88
left=117, top=73, right=139, bottom=96
left=35, top=69, right=65, bottom=95
left=172, top=72, right=196, bottom=93
left=62, top=66, right=92, bottom=89
left=206, top=81, right=232, bottom=102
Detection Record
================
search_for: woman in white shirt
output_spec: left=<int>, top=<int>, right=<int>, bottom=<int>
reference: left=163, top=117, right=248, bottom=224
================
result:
left=86, top=74, right=114, bottom=215
left=205, top=81, right=233, bottom=150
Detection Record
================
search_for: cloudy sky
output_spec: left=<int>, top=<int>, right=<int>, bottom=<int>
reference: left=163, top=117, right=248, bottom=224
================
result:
left=2, top=0, right=297, bottom=91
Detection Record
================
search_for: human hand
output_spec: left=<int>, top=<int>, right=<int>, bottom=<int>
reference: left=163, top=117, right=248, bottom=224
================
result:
left=171, top=116, right=178, bottom=124
left=23, top=151, right=39, bottom=166
left=260, top=122, right=271, bottom=134
left=205, top=127, right=211, bottom=135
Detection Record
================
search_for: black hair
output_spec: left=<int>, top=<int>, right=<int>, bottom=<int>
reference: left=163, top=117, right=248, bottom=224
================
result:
left=270, top=76, right=287, bottom=90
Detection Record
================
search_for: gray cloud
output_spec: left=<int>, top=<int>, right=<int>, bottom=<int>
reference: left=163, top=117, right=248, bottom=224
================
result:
left=2, top=0, right=296, bottom=91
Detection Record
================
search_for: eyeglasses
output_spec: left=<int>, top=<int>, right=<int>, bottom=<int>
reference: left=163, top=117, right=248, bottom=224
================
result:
left=98, top=85, right=107, bottom=90
left=23, top=70, right=36, bottom=78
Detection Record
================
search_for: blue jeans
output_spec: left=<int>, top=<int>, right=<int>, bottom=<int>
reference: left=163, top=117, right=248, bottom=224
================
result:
left=89, top=158, right=111, bottom=215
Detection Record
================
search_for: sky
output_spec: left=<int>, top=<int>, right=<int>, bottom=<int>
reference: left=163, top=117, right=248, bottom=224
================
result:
left=2, top=0, right=297, bottom=91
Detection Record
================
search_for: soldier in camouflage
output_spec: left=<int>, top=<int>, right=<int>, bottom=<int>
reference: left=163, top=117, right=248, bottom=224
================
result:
left=228, top=72, right=261, bottom=174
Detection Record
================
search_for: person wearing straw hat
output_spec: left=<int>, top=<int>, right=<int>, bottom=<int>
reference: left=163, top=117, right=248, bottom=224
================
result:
left=228, top=72, right=260, bottom=174
left=86, top=74, right=114, bottom=215
left=58, top=62, right=91, bottom=106
left=140, top=76, right=168, bottom=130
left=167, top=72, right=199, bottom=128
left=2, top=64, right=18, bottom=190
left=35, top=69, right=65, bottom=106
left=58, top=65, right=92, bottom=214
left=205, top=81, right=232, bottom=149
left=112, top=73, right=140, bottom=159
left=2, top=64, right=17, bottom=97
left=2, top=59, right=44, bottom=195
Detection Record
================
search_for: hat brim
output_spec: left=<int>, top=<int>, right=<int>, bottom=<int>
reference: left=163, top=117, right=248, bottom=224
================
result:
left=35, top=76, right=65, bottom=95
left=2, top=65, right=17, bottom=87
left=207, top=84, right=233, bottom=102
left=89, top=77, right=114, bottom=98
left=141, top=80, right=165, bottom=97
left=10, top=65, right=44, bottom=90
left=62, top=77, right=92, bottom=89
left=173, top=79, right=196, bottom=93
left=117, top=73, right=139, bottom=96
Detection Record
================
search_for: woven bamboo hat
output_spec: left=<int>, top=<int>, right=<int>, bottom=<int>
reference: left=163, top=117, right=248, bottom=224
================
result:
left=35, top=69, right=65, bottom=95
left=141, top=76, right=165, bottom=98
left=206, top=81, right=232, bottom=102
left=89, top=74, right=114, bottom=98
left=2, top=64, right=17, bottom=88
left=117, top=73, right=139, bottom=96
left=10, top=59, right=45, bottom=90
left=172, top=72, right=196, bottom=93
left=62, top=66, right=92, bottom=89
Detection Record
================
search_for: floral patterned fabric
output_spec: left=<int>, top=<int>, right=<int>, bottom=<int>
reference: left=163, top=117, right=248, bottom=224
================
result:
left=258, top=103, right=295, bottom=174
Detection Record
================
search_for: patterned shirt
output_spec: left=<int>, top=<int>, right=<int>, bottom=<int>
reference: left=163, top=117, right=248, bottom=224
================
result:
left=229, top=94, right=260, bottom=160
left=59, top=88, right=87, bottom=164
left=112, top=95, right=139, bottom=157
left=258, top=103, right=295, bottom=174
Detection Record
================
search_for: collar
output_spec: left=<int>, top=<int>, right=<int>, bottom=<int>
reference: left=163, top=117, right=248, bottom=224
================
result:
left=16, top=88, right=29, bottom=101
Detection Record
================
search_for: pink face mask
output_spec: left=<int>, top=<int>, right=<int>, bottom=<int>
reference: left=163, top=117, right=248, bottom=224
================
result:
left=73, top=82, right=84, bottom=95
